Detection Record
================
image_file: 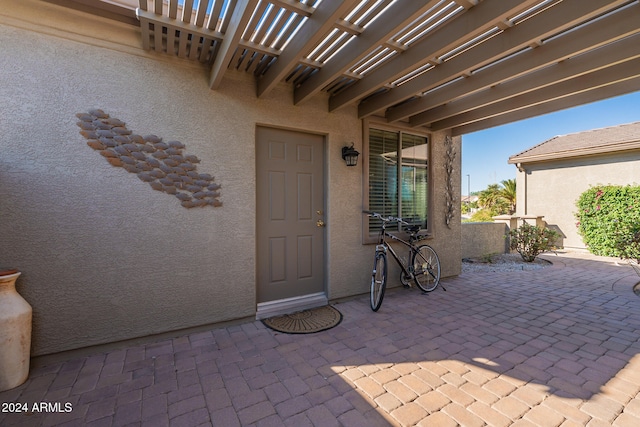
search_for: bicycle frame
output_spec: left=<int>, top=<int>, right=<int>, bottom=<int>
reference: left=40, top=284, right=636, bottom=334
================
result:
left=366, top=209, right=442, bottom=311
left=376, top=223, right=418, bottom=280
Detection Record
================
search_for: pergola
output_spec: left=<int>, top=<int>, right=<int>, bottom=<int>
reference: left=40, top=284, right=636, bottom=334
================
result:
left=52, top=0, right=639, bottom=135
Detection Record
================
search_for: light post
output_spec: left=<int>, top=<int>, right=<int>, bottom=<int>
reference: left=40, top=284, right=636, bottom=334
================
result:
left=466, top=174, right=471, bottom=210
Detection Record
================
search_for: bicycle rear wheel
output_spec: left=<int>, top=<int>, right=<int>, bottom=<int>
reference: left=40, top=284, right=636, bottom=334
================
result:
left=371, top=251, right=387, bottom=311
left=412, top=244, right=441, bottom=292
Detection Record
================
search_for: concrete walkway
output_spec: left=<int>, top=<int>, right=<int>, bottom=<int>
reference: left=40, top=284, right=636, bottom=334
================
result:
left=1, top=252, right=639, bottom=426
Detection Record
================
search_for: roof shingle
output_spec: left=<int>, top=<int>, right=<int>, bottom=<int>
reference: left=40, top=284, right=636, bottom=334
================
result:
left=508, top=121, right=640, bottom=164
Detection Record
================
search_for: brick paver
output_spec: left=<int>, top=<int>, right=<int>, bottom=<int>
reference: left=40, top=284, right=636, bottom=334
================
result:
left=1, top=252, right=640, bottom=426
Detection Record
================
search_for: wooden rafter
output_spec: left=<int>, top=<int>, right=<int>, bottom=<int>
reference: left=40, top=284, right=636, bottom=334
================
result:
left=111, top=0, right=640, bottom=133
left=452, top=76, right=640, bottom=136
left=406, top=20, right=640, bottom=126
left=209, top=0, right=259, bottom=89
left=435, top=58, right=640, bottom=131
left=257, top=0, right=356, bottom=98
left=328, top=0, right=541, bottom=113
left=388, top=1, right=639, bottom=123
left=357, top=0, right=631, bottom=119
left=293, top=0, right=442, bottom=105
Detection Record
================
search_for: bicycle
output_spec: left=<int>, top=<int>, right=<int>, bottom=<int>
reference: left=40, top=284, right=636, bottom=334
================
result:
left=364, top=210, right=443, bottom=311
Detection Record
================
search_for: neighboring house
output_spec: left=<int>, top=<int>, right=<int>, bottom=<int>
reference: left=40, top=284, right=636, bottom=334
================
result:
left=508, top=121, right=640, bottom=250
left=460, top=195, right=480, bottom=205
left=1, top=0, right=636, bottom=356
left=460, top=195, right=479, bottom=217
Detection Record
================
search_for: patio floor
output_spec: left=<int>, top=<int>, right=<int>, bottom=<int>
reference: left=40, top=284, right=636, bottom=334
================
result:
left=1, top=252, right=640, bottom=426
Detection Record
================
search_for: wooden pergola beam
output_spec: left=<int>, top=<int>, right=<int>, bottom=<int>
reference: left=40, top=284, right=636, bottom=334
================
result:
left=451, top=76, right=640, bottom=136
left=358, top=0, right=631, bottom=119
left=411, top=35, right=640, bottom=127
left=257, top=0, right=355, bottom=98
left=137, top=9, right=225, bottom=43
left=399, top=4, right=640, bottom=125
left=293, top=1, right=441, bottom=105
left=209, top=0, right=258, bottom=90
left=328, top=0, right=539, bottom=112
left=432, top=58, right=640, bottom=131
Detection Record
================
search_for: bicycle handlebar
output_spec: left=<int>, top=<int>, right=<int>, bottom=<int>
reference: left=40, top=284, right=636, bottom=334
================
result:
left=363, top=210, right=411, bottom=225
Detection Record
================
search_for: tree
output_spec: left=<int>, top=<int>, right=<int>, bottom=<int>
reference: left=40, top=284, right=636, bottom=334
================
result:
left=478, top=184, right=509, bottom=215
left=500, top=179, right=517, bottom=214
left=469, top=180, right=516, bottom=222
left=478, top=184, right=501, bottom=211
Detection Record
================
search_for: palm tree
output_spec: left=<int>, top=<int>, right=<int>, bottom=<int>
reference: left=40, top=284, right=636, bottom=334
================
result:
left=478, top=184, right=503, bottom=212
left=500, top=179, right=516, bottom=214
left=476, top=180, right=516, bottom=216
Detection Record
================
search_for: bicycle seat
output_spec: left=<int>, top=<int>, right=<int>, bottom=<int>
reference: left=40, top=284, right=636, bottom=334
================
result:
left=405, top=224, right=421, bottom=234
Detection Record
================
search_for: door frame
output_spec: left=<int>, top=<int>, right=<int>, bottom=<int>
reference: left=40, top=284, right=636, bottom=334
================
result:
left=254, top=125, right=329, bottom=320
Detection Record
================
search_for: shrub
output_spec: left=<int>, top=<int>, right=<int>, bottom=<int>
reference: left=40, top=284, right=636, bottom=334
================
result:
left=508, top=223, right=559, bottom=262
left=469, top=209, right=495, bottom=222
left=575, top=185, right=640, bottom=260
left=617, top=229, right=640, bottom=262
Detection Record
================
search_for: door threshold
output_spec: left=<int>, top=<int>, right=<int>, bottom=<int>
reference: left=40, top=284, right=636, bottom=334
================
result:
left=256, top=292, right=328, bottom=320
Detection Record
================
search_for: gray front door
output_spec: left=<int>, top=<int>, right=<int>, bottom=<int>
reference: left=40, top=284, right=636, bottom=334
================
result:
left=256, top=127, right=325, bottom=305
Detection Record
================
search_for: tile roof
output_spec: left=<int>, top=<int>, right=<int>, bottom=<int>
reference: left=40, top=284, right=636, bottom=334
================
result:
left=508, top=121, right=640, bottom=164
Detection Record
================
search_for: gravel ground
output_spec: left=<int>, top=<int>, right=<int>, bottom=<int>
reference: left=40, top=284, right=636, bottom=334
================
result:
left=462, top=252, right=552, bottom=273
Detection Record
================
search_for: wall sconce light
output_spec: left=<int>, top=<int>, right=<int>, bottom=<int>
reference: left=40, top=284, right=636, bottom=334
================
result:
left=341, top=143, right=360, bottom=167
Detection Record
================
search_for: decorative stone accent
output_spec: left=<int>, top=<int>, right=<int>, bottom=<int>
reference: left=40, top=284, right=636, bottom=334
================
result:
left=76, top=110, right=222, bottom=208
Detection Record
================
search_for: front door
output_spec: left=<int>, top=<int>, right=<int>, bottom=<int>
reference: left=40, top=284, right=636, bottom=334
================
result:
left=256, top=127, right=326, bottom=315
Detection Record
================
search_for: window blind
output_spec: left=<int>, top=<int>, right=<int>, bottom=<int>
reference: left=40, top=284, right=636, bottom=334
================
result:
left=368, top=128, right=428, bottom=233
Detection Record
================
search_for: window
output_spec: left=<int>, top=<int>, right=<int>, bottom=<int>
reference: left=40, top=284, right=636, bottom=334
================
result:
left=365, top=125, right=430, bottom=238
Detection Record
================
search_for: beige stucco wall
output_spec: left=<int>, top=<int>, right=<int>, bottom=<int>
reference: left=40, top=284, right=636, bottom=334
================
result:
left=515, top=152, right=640, bottom=250
left=428, top=133, right=462, bottom=278
left=461, top=222, right=509, bottom=259
left=0, top=1, right=461, bottom=355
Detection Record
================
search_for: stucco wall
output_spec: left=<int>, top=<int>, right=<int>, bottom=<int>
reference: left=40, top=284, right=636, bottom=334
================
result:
left=0, top=2, right=461, bottom=355
left=428, top=133, right=462, bottom=278
left=461, top=222, right=509, bottom=259
left=515, top=152, right=640, bottom=250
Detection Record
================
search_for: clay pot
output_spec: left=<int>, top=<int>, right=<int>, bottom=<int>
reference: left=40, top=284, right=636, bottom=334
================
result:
left=0, top=269, right=32, bottom=391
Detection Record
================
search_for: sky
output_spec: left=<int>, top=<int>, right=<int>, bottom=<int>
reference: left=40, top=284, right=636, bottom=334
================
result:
left=461, top=91, right=640, bottom=195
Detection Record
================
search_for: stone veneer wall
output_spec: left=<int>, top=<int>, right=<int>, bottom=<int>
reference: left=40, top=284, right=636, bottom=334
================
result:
left=0, top=0, right=461, bottom=355
left=76, top=109, right=222, bottom=208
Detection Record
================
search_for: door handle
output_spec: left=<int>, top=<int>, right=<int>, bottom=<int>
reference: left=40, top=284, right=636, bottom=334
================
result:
left=316, top=219, right=326, bottom=227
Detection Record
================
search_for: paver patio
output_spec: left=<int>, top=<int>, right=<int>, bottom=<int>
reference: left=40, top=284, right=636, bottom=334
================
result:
left=1, top=252, right=639, bottom=426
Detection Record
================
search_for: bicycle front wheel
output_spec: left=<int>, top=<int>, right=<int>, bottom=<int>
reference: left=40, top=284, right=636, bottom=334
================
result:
left=371, top=251, right=387, bottom=311
left=412, top=244, right=441, bottom=292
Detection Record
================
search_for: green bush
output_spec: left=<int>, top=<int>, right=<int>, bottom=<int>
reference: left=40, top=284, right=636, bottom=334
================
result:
left=575, top=185, right=640, bottom=260
left=469, top=209, right=496, bottom=222
left=508, top=223, right=559, bottom=262
left=617, top=230, right=640, bottom=262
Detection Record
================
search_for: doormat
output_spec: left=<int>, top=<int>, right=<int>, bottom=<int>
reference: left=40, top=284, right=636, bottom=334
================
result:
left=262, top=305, right=342, bottom=334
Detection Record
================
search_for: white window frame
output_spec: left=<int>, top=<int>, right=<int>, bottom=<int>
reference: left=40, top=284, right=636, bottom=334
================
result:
left=362, top=118, right=433, bottom=244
